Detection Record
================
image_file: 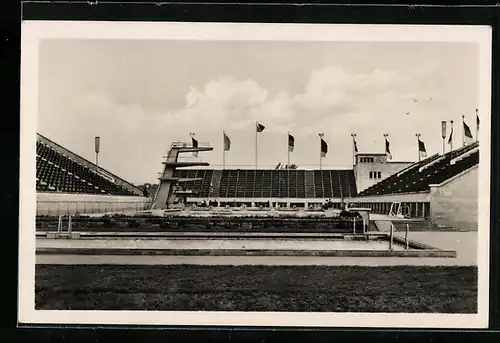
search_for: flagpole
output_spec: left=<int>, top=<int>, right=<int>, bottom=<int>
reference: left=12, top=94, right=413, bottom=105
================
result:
left=449, top=120, right=454, bottom=151
left=287, top=131, right=290, bottom=168
left=461, top=114, right=466, bottom=147
left=319, top=133, right=324, bottom=170
left=441, top=121, right=446, bottom=155
left=222, top=130, right=226, bottom=170
left=416, top=133, right=421, bottom=162
left=350, top=133, right=356, bottom=166
left=255, top=121, right=258, bottom=169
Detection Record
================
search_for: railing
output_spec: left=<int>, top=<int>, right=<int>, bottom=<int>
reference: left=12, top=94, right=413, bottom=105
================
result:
left=389, top=223, right=410, bottom=250
left=162, top=156, right=210, bottom=164
left=36, top=200, right=152, bottom=216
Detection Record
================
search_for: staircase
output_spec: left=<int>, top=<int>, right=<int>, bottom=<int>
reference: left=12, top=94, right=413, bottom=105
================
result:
left=304, top=170, right=316, bottom=198
left=296, top=170, right=306, bottom=198
left=209, top=170, right=222, bottom=197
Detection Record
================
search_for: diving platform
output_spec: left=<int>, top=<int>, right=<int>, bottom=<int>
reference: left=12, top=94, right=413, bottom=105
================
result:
left=152, top=140, right=214, bottom=210
left=159, top=176, right=204, bottom=182
left=162, top=161, right=210, bottom=168
left=173, top=190, right=196, bottom=195
left=168, top=146, right=213, bottom=153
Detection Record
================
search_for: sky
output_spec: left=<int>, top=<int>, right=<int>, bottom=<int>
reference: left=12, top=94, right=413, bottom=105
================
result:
left=38, top=39, right=479, bottom=185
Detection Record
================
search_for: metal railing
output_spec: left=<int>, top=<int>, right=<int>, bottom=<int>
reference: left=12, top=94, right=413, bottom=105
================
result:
left=389, top=223, right=410, bottom=250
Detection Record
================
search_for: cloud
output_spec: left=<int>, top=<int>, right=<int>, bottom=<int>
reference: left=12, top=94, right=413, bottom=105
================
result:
left=165, top=77, right=269, bottom=131
left=160, top=65, right=439, bottom=138
left=43, top=63, right=461, bottom=183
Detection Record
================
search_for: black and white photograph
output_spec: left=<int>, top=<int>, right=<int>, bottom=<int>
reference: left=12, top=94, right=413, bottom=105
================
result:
left=19, top=21, right=491, bottom=328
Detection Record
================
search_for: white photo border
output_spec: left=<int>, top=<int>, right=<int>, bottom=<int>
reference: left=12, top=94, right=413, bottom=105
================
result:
left=19, top=21, right=492, bottom=328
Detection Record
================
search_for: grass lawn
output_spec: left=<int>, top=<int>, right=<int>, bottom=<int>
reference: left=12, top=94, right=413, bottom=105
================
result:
left=35, top=265, right=477, bottom=313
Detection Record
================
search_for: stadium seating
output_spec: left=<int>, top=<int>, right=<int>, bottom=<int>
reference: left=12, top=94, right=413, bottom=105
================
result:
left=36, top=141, right=136, bottom=196
left=173, top=169, right=214, bottom=196
left=172, top=169, right=358, bottom=198
left=359, top=142, right=479, bottom=196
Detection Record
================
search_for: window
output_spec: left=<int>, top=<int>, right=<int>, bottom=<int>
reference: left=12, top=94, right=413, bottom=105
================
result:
left=369, top=171, right=373, bottom=178
left=377, top=171, right=381, bottom=179
left=369, top=171, right=382, bottom=179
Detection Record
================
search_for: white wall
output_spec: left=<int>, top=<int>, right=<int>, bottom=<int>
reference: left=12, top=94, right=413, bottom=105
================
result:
left=429, top=166, right=478, bottom=230
left=36, top=192, right=151, bottom=216
left=354, top=159, right=413, bottom=192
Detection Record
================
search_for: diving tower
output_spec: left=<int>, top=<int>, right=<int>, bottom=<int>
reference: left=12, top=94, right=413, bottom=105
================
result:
left=152, top=141, right=214, bottom=209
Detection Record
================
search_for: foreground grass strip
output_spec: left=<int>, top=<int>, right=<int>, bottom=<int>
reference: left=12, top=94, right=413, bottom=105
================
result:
left=35, top=265, right=477, bottom=313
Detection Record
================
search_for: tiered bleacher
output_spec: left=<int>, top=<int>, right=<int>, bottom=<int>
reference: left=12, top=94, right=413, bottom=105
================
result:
left=36, top=140, right=136, bottom=196
left=172, top=169, right=357, bottom=198
left=358, top=142, right=479, bottom=196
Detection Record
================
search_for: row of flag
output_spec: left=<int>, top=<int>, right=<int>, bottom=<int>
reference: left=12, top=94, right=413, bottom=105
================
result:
left=190, top=109, right=479, bottom=167
left=445, top=113, right=477, bottom=145
left=224, top=122, right=328, bottom=154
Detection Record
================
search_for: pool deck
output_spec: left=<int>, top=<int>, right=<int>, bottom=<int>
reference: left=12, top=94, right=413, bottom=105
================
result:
left=35, top=231, right=475, bottom=266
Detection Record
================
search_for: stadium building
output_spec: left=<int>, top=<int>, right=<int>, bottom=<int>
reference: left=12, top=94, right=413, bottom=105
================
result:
left=35, top=133, right=479, bottom=231
left=36, top=133, right=150, bottom=215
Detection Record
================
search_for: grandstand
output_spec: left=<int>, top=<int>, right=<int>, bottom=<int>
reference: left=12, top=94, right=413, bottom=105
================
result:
left=358, top=142, right=479, bottom=196
left=36, top=133, right=149, bottom=215
left=172, top=169, right=357, bottom=199
left=352, top=142, right=479, bottom=231
left=34, top=131, right=480, bottom=230
left=151, top=140, right=479, bottom=231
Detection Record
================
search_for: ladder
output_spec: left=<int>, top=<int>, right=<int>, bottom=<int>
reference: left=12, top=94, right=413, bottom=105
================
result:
left=57, top=214, right=73, bottom=234
left=388, top=202, right=410, bottom=218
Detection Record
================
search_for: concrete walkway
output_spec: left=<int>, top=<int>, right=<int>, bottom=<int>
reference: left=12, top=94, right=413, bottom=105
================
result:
left=36, top=238, right=405, bottom=251
left=36, top=231, right=477, bottom=266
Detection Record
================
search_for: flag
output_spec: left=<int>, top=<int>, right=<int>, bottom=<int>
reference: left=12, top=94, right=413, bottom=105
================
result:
left=385, top=138, right=392, bottom=159
left=441, top=121, right=447, bottom=139
left=320, top=138, right=328, bottom=158
left=353, top=138, right=358, bottom=153
left=192, top=136, right=199, bottom=157
left=448, top=124, right=453, bottom=144
left=463, top=120, right=474, bottom=144
left=476, top=109, right=480, bottom=131
left=223, top=132, right=231, bottom=151
left=418, top=138, right=427, bottom=158
left=288, top=133, right=295, bottom=152
left=256, top=122, right=265, bottom=133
